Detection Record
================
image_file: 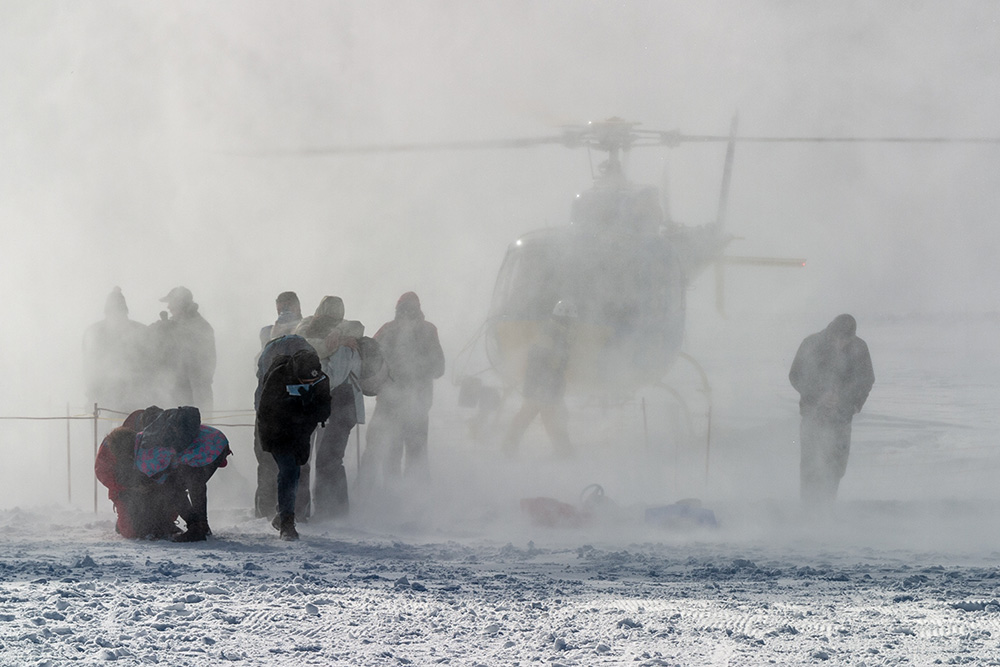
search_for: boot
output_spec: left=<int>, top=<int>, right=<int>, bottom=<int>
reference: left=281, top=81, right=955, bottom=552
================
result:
left=173, top=516, right=210, bottom=543
left=278, top=513, right=298, bottom=541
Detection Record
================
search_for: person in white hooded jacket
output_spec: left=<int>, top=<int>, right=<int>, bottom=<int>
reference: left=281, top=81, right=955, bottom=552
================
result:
left=296, top=296, right=365, bottom=519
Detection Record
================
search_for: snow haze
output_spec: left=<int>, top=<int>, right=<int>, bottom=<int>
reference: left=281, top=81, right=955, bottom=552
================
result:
left=2, top=3, right=1000, bottom=663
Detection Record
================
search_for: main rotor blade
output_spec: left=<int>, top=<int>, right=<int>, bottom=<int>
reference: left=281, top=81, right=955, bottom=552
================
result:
left=264, top=135, right=568, bottom=156
left=667, top=134, right=1000, bottom=145
left=240, top=128, right=1000, bottom=158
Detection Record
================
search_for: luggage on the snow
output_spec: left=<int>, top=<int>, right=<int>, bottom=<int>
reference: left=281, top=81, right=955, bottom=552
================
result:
left=644, top=499, right=718, bottom=529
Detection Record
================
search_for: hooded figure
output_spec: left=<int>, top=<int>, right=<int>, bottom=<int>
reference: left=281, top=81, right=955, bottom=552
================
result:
left=259, top=291, right=302, bottom=347
left=252, top=291, right=307, bottom=520
left=789, top=314, right=875, bottom=507
left=297, top=295, right=345, bottom=343
left=82, top=287, right=147, bottom=412
left=257, top=347, right=332, bottom=540
left=361, top=292, right=445, bottom=487
left=294, top=296, right=365, bottom=519
left=148, top=287, right=217, bottom=415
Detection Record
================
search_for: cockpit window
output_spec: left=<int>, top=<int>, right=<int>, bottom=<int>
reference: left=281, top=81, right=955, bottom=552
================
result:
left=491, top=244, right=569, bottom=320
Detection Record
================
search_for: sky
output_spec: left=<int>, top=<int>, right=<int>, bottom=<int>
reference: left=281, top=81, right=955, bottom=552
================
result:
left=1, top=1, right=999, bottom=453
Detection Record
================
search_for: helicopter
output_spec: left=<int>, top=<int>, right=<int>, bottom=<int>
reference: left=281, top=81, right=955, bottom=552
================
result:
left=275, top=118, right=1000, bottom=404
left=481, top=117, right=751, bottom=400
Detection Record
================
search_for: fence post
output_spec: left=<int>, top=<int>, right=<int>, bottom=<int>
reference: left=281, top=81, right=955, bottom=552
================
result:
left=641, top=397, right=649, bottom=450
left=66, top=404, right=71, bottom=504
left=93, top=403, right=99, bottom=514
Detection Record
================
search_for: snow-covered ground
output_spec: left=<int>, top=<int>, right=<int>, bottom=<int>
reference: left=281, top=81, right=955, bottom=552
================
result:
left=4, top=500, right=1000, bottom=666
left=3, top=313, right=1000, bottom=666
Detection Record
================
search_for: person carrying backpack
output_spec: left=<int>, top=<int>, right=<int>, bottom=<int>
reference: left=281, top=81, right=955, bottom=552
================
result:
left=132, top=405, right=232, bottom=542
left=257, top=347, right=332, bottom=540
left=253, top=332, right=315, bottom=519
left=95, top=424, right=180, bottom=539
left=98, top=405, right=232, bottom=542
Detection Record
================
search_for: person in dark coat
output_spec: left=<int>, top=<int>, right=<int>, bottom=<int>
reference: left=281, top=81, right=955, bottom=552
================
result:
left=82, top=287, right=147, bottom=412
left=789, top=313, right=875, bottom=507
left=252, top=292, right=306, bottom=519
left=361, top=292, right=445, bottom=486
left=256, top=348, right=332, bottom=540
left=148, top=287, right=217, bottom=416
left=502, top=300, right=576, bottom=458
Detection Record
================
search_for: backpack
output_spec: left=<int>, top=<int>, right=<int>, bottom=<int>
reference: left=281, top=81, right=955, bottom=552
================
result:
left=262, top=349, right=327, bottom=412
left=255, top=334, right=315, bottom=410
left=357, top=335, right=389, bottom=396
left=257, top=350, right=331, bottom=461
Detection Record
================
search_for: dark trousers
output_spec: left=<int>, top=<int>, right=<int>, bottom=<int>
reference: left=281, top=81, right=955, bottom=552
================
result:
left=271, top=450, right=301, bottom=518
left=118, top=484, right=178, bottom=539
left=172, top=459, right=223, bottom=525
left=253, top=422, right=311, bottom=519
left=800, top=413, right=853, bottom=507
left=313, top=386, right=357, bottom=519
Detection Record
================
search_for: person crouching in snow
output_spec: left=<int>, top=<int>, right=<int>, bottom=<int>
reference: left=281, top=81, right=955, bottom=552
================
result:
left=95, top=424, right=180, bottom=539
left=130, top=405, right=232, bottom=541
left=256, top=347, right=332, bottom=540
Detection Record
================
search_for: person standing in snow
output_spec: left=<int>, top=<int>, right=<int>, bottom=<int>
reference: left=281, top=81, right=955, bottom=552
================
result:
left=256, top=347, right=332, bottom=540
left=502, top=299, right=577, bottom=458
left=361, top=292, right=444, bottom=487
left=296, top=296, right=365, bottom=519
left=259, top=291, right=303, bottom=347
left=82, top=287, right=148, bottom=413
left=789, top=314, right=875, bottom=507
left=252, top=291, right=307, bottom=519
left=148, top=287, right=217, bottom=416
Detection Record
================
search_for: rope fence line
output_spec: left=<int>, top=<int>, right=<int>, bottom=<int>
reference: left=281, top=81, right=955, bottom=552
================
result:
left=0, top=416, right=96, bottom=421
left=0, top=405, right=997, bottom=513
left=0, top=404, right=262, bottom=513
